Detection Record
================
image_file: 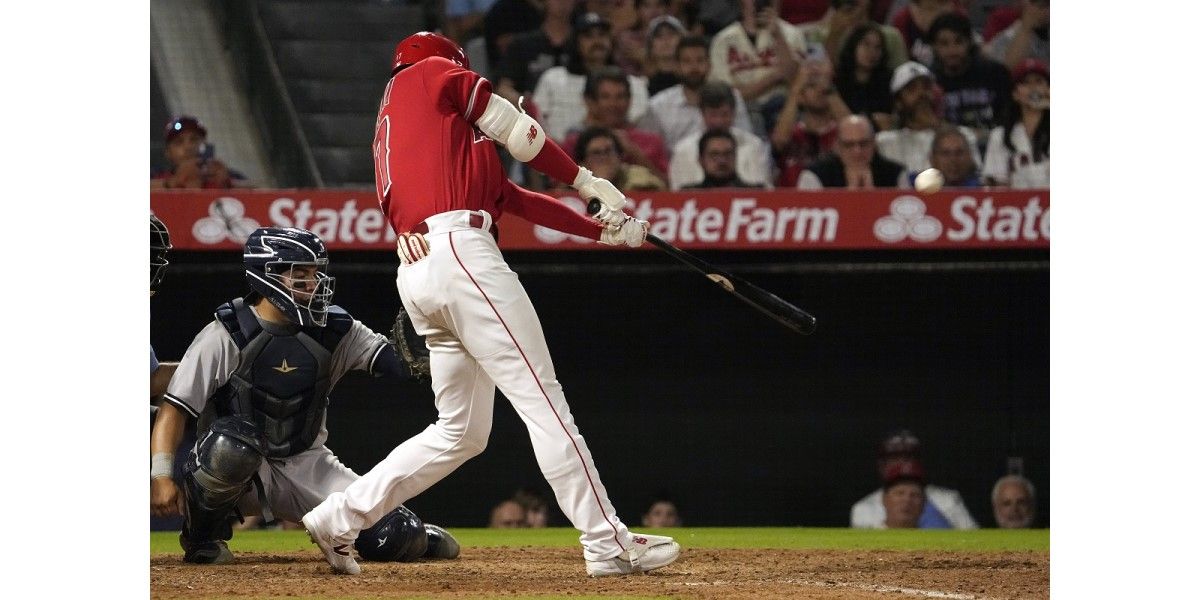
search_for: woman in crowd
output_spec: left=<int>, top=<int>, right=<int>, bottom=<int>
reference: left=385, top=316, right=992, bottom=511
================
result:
left=833, top=23, right=894, bottom=131
left=982, top=59, right=1048, bottom=188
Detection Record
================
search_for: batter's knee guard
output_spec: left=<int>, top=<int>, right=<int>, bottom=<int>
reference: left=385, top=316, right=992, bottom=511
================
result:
left=181, top=417, right=266, bottom=549
left=355, top=506, right=428, bottom=562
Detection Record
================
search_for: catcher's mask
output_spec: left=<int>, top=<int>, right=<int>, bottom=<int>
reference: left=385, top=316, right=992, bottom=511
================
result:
left=151, top=213, right=171, bottom=295
left=244, top=227, right=336, bottom=327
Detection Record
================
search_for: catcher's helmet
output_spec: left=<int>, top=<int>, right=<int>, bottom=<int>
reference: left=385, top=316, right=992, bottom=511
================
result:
left=164, top=115, right=207, bottom=143
left=150, top=214, right=171, bottom=294
left=243, top=227, right=336, bottom=327
left=355, top=506, right=428, bottom=562
left=392, top=31, right=469, bottom=72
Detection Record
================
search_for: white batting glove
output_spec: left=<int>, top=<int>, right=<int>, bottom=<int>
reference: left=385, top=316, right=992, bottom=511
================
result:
left=599, top=217, right=648, bottom=248
left=573, top=167, right=630, bottom=228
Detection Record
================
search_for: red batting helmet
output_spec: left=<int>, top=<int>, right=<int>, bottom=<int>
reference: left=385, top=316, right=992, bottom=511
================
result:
left=392, top=32, right=469, bottom=71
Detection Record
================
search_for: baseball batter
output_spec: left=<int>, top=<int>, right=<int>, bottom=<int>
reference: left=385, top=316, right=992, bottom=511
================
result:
left=150, top=227, right=459, bottom=565
left=301, top=32, right=680, bottom=577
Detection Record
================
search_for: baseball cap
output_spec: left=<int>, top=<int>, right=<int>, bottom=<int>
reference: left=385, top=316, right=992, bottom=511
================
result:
left=890, top=61, right=934, bottom=95
left=574, top=12, right=612, bottom=34
left=1011, top=58, right=1049, bottom=84
left=165, top=115, right=207, bottom=143
left=882, top=458, right=927, bottom=488
left=647, top=15, right=686, bottom=37
left=879, top=429, right=921, bottom=458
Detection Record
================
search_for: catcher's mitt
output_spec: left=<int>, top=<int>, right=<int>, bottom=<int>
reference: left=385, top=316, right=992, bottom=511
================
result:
left=390, top=304, right=431, bottom=382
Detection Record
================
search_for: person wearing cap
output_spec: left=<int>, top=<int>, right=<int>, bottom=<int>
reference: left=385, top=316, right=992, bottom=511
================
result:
left=983, top=0, right=1048, bottom=72
left=640, top=35, right=755, bottom=151
left=797, top=114, right=907, bottom=189
left=927, top=12, right=1012, bottom=149
left=850, top=429, right=978, bottom=529
left=494, top=0, right=576, bottom=106
left=641, top=14, right=688, bottom=96
left=613, top=0, right=671, bottom=76
left=669, top=82, right=772, bottom=190
left=874, top=61, right=980, bottom=175
left=532, top=11, right=651, bottom=144
left=151, top=116, right=245, bottom=189
left=881, top=460, right=927, bottom=529
left=982, top=58, right=1048, bottom=188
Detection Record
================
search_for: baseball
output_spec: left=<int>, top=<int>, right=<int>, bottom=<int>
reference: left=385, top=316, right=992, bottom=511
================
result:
left=914, top=168, right=944, bottom=194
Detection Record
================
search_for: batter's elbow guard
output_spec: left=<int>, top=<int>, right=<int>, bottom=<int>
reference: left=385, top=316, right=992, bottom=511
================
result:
left=474, top=94, right=546, bottom=162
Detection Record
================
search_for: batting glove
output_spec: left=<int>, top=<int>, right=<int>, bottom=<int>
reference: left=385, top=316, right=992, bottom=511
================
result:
left=599, top=216, right=648, bottom=248
left=574, top=167, right=629, bottom=228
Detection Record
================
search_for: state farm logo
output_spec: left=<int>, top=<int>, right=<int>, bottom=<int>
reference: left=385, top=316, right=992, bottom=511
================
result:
left=874, top=196, right=942, bottom=243
left=193, top=197, right=260, bottom=244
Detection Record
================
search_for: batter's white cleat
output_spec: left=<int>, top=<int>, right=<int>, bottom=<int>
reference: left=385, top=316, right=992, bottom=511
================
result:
left=301, top=511, right=361, bottom=575
left=585, top=533, right=680, bottom=577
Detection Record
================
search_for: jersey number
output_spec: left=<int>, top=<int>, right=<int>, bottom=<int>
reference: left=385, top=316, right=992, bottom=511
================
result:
left=373, top=115, right=392, bottom=207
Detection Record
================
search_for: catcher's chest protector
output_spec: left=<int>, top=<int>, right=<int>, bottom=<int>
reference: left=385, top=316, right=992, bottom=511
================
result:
left=212, top=298, right=348, bottom=458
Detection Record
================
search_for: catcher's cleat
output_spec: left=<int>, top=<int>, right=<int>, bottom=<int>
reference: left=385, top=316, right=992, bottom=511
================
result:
left=180, top=536, right=234, bottom=565
left=302, top=511, right=361, bottom=575
left=422, top=524, right=461, bottom=559
left=585, top=533, right=680, bottom=577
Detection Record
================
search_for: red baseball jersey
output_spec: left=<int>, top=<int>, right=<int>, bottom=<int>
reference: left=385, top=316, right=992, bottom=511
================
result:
left=373, top=57, right=507, bottom=234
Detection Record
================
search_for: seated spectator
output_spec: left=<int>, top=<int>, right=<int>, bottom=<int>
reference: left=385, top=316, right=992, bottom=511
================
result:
left=574, top=127, right=667, bottom=191
left=151, top=116, right=246, bottom=189
left=564, top=67, right=669, bottom=180
left=640, top=36, right=754, bottom=151
left=681, top=130, right=765, bottom=189
left=489, top=499, right=528, bottom=528
left=643, top=15, right=688, bottom=96
left=670, top=83, right=772, bottom=189
left=482, top=0, right=543, bottom=69
left=832, top=23, right=895, bottom=132
left=928, top=12, right=1012, bottom=149
left=984, top=0, right=1049, bottom=71
left=889, top=0, right=963, bottom=66
left=772, top=59, right=847, bottom=187
left=913, top=126, right=980, bottom=187
left=642, top=496, right=682, bottom=527
left=850, top=429, right=978, bottom=529
left=982, top=58, right=1048, bottom=188
left=512, top=486, right=552, bottom=528
left=797, top=114, right=907, bottom=189
left=881, top=459, right=927, bottom=529
left=709, top=0, right=809, bottom=135
left=614, top=0, right=671, bottom=76
left=874, top=61, right=980, bottom=173
left=992, top=474, right=1037, bottom=529
left=801, top=0, right=908, bottom=73
left=532, top=12, right=651, bottom=144
left=494, top=0, right=576, bottom=105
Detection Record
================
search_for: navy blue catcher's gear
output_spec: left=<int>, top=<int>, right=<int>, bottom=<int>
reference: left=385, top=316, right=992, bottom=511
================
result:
left=355, top=506, right=428, bottom=562
left=423, top=524, right=461, bottom=559
left=244, top=227, right=335, bottom=327
left=150, top=214, right=171, bottom=294
left=181, top=416, right=266, bottom=563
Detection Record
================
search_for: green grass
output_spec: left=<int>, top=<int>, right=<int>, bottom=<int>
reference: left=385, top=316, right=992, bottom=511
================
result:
left=151, top=526, right=1047, bottom=555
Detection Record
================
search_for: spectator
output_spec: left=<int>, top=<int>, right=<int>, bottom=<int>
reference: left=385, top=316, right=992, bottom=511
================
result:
left=992, top=474, right=1036, bottom=529
left=642, top=497, right=682, bottom=527
left=681, top=129, right=765, bottom=189
left=614, top=0, right=672, bottom=76
left=804, top=0, right=908, bottom=73
left=982, top=58, right=1048, bottom=188
left=889, top=0, right=962, bottom=66
left=772, top=58, right=847, bottom=187
left=563, top=67, right=669, bottom=179
left=445, top=0, right=500, bottom=44
left=928, top=12, right=1011, bottom=148
left=881, top=459, right=927, bottom=529
left=850, top=429, right=978, bottom=529
left=832, top=23, right=895, bottom=132
left=151, top=116, right=246, bottom=189
left=797, top=114, right=907, bottom=189
left=984, top=0, right=1049, bottom=72
left=670, top=82, right=772, bottom=189
left=874, top=61, right=980, bottom=174
left=574, top=127, right=667, bottom=191
left=482, top=0, right=544, bottom=70
left=494, top=0, right=577, bottom=105
left=640, top=35, right=754, bottom=151
left=489, top=499, right=528, bottom=528
left=915, top=126, right=979, bottom=187
left=512, top=487, right=552, bottom=528
left=643, top=15, right=688, bottom=95
left=532, top=12, right=651, bottom=144
left=709, top=0, right=809, bottom=135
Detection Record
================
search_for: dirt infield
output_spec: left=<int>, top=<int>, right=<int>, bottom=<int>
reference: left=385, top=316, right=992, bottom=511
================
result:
left=150, top=547, right=1048, bottom=599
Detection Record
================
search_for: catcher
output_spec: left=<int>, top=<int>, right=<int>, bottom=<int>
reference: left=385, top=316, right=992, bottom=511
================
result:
left=150, top=226, right=457, bottom=565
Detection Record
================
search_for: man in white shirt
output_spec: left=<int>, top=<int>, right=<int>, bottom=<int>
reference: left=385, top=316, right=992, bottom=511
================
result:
left=850, top=429, right=978, bottom=530
left=874, top=61, right=980, bottom=174
left=668, top=82, right=771, bottom=190
left=640, top=35, right=754, bottom=150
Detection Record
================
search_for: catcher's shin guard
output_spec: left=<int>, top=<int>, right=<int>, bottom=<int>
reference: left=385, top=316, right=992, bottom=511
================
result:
left=180, top=417, right=265, bottom=555
left=354, top=506, right=428, bottom=562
